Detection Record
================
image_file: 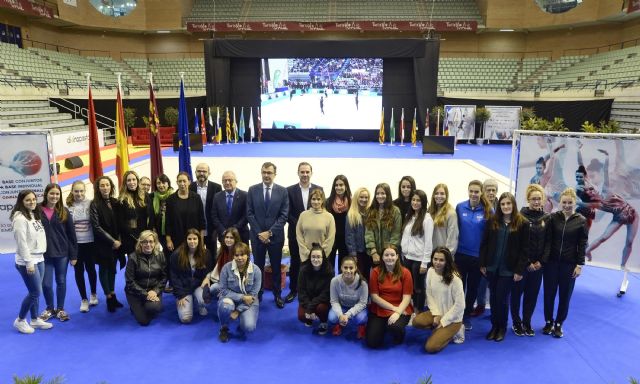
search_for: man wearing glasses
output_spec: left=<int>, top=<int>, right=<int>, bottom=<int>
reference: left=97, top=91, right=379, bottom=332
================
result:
left=189, top=163, right=222, bottom=256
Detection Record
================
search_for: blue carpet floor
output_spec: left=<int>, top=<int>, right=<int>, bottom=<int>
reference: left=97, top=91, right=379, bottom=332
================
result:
left=6, top=142, right=638, bottom=383
left=0, top=252, right=638, bottom=384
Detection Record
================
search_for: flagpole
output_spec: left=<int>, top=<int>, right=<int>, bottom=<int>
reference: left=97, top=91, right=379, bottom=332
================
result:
left=399, top=107, right=405, bottom=147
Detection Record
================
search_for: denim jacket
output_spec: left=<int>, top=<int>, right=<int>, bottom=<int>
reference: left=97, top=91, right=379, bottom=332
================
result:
left=219, top=260, right=262, bottom=305
left=345, top=215, right=366, bottom=255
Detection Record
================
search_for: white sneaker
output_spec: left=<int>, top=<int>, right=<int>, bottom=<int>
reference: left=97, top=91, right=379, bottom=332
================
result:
left=198, top=306, right=208, bottom=317
left=408, top=312, right=416, bottom=327
left=13, top=318, right=34, bottom=334
left=80, top=300, right=90, bottom=313
left=89, top=294, right=99, bottom=306
left=453, top=328, right=465, bottom=344
left=30, top=318, right=53, bottom=330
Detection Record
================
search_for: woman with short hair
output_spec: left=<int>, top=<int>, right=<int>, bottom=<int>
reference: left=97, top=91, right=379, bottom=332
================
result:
left=125, top=230, right=167, bottom=326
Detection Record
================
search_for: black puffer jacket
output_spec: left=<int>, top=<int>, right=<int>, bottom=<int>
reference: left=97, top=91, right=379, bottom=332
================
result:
left=125, top=251, right=167, bottom=298
left=170, top=249, right=214, bottom=300
left=543, top=211, right=588, bottom=265
left=520, top=207, right=548, bottom=263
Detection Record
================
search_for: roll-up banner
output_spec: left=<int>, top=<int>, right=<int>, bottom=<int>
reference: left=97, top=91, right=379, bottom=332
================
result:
left=515, top=131, right=640, bottom=273
left=484, top=106, right=521, bottom=140
left=443, top=105, right=475, bottom=140
left=0, top=131, right=52, bottom=254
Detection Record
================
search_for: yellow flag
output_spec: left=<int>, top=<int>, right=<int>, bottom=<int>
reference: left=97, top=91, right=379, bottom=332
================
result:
left=378, top=108, right=385, bottom=144
left=115, top=87, right=129, bottom=187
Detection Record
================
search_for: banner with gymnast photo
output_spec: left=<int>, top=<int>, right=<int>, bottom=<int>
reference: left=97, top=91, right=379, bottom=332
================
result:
left=515, top=133, right=640, bottom=273
left=444, top=105, right=476, bottom=139
left=0, top=131, right=51, bottom=254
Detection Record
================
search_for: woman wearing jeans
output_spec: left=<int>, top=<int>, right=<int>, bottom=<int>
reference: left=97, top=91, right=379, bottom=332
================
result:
left=12, top=190, right=53, bottom=333
left=40, top=183, right=78, bottom=322
left=218, top=242, right=261, bottom=343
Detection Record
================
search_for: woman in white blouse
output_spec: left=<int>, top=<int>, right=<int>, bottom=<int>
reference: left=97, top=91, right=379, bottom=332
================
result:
left=412, top=246, right=465, bottom=353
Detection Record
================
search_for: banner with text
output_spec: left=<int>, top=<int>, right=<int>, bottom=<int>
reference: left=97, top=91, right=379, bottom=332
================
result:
left=50, top=128, right=105, bottom=157
left=0, top=131, right=51, bottom=254
left=515, top=132, right=640, bottom=272
left=484, top=106, right=521, bottom=140
left=187, top=20, right=477, bottom=33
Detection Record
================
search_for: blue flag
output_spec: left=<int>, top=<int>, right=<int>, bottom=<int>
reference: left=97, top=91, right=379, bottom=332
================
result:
left=194, top=108, right=200, bottom=134
left=178, top=79, right=192, bottom=180
left=238, top=107, right=245, bottom=142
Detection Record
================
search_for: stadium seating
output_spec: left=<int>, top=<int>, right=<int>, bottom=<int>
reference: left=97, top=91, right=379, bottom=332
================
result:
left=0, top=99, right=86, bottom=132
left=610, top=101, right=640, bottom=133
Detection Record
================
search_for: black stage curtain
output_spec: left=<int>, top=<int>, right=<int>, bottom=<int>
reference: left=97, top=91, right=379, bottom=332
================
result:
left=204, top=39, right=439, bottom=142
left=438, top=97, right=613, bottom=135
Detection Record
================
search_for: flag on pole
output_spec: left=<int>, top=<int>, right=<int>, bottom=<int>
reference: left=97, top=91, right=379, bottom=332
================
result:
left=178, top=78, right=192, bottom=179
left=238, top=107, right=245, bottom=143
left=194, top=108, right=200, bottom=134
left=225, top=107, right=231, bottom=144
left=389, top=108, right=395, bottom=145
left=148, top=81, right=163, bottom=188
left=378, top=107, right=385, bottom=144
left=425, top=108, right=430, bottom=137
left=208, top=107, right=215, bottom=143
left=200, top=108, right=207, bottom=144
left=115, top=85, right=129, bottom=188
left=400, top=107, right=405, bottom=145
left=232, top=107, right=238, bottom=143
left=257, top=106, right=262, bottom=142
left=216, top=107, right=222, bottom=144
left=248, top=106, right=255, bottom=142
left=411, top=107, right=417, bottom=146
left=87, top=82, right=103, bottom=183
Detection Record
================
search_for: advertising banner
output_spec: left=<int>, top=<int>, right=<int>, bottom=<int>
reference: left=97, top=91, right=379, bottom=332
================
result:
left=187, top=20, right=477, bottom=33
left=484, top=106, right=521, bottom=140
left=50, top=128, right=104, bottom=157
left=515, top=132, right=640, bottom=272
left=444, top=105, right=475, bottom=140
left=0, top=131, right=51, bottom=254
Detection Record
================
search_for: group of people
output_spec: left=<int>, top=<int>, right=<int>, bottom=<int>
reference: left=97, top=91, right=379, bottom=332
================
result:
left=11, top=160, right=588, bottom=353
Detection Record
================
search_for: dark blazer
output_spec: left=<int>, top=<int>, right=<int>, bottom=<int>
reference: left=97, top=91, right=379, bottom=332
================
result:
left=90, top=197, right=125, bottom=267
left=286, top=183, right=323, bottom=239
left=41, top=206, right=78, bottom=260
left=211, top=188, right=250, bottom=243
left=247, top=183, right=289, bottom=244
left=189, top=180, right=222, bottom=237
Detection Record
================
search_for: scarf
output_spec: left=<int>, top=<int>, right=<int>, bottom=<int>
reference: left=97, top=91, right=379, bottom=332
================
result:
left=332, top=194, right=348, bottom=214
left=153, top=188, right=174, bottom=234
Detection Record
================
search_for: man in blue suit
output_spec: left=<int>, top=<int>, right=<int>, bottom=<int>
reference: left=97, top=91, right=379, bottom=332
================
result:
left=285, top=162, right=323, bottom=303
left=247, top=162, right=289, bottom=308
left=211, top=170, right=250, bottom=245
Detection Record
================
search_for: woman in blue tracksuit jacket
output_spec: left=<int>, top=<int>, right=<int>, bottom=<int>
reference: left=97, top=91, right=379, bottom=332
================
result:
left=455, top=179, right=492, bottom=329
left=40, top=183, right=78, bottom=322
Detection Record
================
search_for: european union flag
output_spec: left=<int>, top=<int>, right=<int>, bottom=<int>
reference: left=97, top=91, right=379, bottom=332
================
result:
left=178, top=78, right=192, bottom=180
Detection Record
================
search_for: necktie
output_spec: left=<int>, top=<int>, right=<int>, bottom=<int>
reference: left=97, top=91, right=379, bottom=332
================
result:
left=265, top=186, right=271, bottom=208
left=226, top=193, right=233, bottom=216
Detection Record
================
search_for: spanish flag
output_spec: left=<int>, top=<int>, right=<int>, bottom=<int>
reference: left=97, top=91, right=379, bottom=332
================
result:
left=411, top=108, right=417, bottom=146
left=225, top=107, right=231, bottom=144
left=378, top=107, right=385, bottom=144
left=115, top=85, right=129, bottom=188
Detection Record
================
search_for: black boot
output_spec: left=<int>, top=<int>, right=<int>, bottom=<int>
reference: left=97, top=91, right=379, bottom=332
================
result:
left=106, top=295, right=116, bottom=313
left=113, top=294, right=124, bottom=308
left=494, top=327, right=506, bottom=342
left=486, top=326, right=498, bottom=341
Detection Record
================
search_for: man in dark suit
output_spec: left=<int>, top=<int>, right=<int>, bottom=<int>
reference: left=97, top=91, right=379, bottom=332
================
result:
left=247, top=161, right=289, bottom=308
left=285, top=162, right=323, bottom=303
left=190, top=163, right=222, bottom=256
left=211, top=170, right=249, bottom=244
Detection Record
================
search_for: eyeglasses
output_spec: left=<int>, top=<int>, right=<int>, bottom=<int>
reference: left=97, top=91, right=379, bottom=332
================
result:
left=140, top=240, right=155, bottom=245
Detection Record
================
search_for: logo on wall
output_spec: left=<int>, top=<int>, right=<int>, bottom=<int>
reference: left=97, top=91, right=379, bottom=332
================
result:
left=1, top=150, right=43, bottom=176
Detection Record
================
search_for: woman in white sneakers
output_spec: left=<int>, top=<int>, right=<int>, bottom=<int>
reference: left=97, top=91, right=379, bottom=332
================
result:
left=66, top=181, right=99, bottom=313
left=12, top=190, right=53, bottom=333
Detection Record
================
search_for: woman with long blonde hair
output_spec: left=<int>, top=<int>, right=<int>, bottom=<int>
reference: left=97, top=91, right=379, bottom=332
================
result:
left=346, top=187, right=371, bottom=277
